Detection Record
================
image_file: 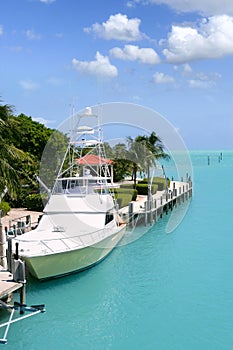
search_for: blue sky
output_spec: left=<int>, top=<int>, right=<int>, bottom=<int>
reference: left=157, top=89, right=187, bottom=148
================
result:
left=1, top=0, right=233, bottom=149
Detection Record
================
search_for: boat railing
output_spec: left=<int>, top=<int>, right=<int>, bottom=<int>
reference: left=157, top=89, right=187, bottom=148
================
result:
left=53, top=177, right=112, bottom=196
left=15, top=224, right=117, bottom=254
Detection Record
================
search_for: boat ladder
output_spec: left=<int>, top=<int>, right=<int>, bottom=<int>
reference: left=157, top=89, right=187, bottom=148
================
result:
left=0, top=300, right=45, bottom=344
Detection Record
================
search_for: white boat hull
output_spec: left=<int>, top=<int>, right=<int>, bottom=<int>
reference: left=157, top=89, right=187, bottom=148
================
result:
left=21, top=225, right=126, bottom=280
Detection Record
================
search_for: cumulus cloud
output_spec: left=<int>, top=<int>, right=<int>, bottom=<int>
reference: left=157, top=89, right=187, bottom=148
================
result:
left=72, top=52, right=118, bottom=79
left=110, top=45, right=160, bottom=64
left=131, top=0, right=233, bottom=16
left=152, top=72, right=175, bottom=84
left=25, top=29, right=41, bottom=40
left=20, top=80, right=39, bottom=91
left=162, top=15, right=233, bottom=63
left=84, top=13, right=144, bottom=41
left=0, top=25, right=3, bottom=36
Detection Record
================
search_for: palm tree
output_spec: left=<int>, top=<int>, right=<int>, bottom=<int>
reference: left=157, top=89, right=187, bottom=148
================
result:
left=127, top=136, right=147, bottom=188
left=135, top=131, right=170, bottom=177
left=0, top=103, right=27, bottom=198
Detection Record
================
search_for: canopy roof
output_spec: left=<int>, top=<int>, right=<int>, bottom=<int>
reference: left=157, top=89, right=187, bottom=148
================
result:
left=77, top=154, right=113, bottom=166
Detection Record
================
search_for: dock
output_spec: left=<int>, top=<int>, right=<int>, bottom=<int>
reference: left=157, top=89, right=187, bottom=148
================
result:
left=0, top=213, right=45, bottom=344
left=0, top=267, right=23, bottom=302
left=119, top=179, right=192, bottom=226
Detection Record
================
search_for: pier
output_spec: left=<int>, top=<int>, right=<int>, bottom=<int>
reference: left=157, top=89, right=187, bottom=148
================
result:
left=119, top=179, right=192, bottom=226
left=0, top=267, right=23, bottom=303
left=0, top=213, right=45, bottom=345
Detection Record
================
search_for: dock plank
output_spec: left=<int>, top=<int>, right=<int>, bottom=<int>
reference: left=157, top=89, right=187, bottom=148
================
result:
left=0, top=269, right=22, bottom=300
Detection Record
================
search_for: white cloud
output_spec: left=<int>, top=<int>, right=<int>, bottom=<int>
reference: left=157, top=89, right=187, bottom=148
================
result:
left=39, top=0, right=56, bottom=4
left=162, top=15, right=233, bottom=63
left=0, top=25, right=3, bottom=36
left=131, top=0, right=233, bottom=16
left=72, top=52, right=118, bottom=79
left=110, top=45, right=160, bottom=64
left=188, top=79, right=215, bottom=89
left=25, top=29, right=41, bottom=40
left=84, top=13, right=144, bottom=41
left=32, top=116, right=54, bottom=126
left=183, top=63, right=192, bottom=74
left=187, top=70, right=221, bottom=89
left=152, top=72, right=175, bottom=84
left=20, top=80, right=39, bottom=91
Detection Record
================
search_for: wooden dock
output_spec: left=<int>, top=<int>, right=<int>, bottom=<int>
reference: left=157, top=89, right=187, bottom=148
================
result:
left=119, top=180, right=192, bottom=226
left=0, top=267, right=23, bottom=301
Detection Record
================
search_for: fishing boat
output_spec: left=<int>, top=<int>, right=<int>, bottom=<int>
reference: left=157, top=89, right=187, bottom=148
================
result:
left=12, top=107, right=126, bottom=280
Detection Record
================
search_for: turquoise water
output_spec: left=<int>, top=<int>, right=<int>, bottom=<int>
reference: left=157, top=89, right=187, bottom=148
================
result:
left=2, top=151, right=233, bottom=349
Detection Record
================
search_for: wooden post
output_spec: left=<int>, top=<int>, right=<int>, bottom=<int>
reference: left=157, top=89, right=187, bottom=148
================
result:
left=0, top=221, right=7, bottom=269
left=144, top=201, right=148, bottom=226
left=128, top=202, right=134, bottom=227
left=154, top=209, right=158, bottom=222
left=7, top=238, right=12, bottom=273
left=20, top=283, right=26, bottom=315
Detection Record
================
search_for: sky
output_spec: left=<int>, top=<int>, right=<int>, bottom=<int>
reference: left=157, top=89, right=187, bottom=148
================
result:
left=1, top=0, right=233, bottom=150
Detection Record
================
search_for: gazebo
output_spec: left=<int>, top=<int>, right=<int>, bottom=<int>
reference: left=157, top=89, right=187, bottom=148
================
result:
left=76, top=154, right=114, bottom=183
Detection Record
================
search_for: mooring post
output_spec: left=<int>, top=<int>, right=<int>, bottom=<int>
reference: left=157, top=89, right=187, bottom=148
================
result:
left=0, top=219, right=7, bottom=269
left=20, top=281, right=26, bottom=315
left=144, top=201, right=148, bottom=226
left=128, top=202, right=134, bottom=227
left=7, top=238, right=12, bottom=273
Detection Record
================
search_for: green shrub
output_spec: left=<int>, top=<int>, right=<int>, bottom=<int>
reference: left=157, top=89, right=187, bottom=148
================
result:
left=96, top=187, right=138, bottom=208
left=114, top=188, right=138, bottom=208
left=25, top=194, right=47, bottom=211
left=116, top=188, right=138, bottom=201
left=116, top=194, right=132, bottom=208
left=136, top=184, right=158, bottom=195
left=0, top=201, right=11, bottom=216
left=119, top=183, right=135, bottom=189
left=138, top=177, right=170, bottom=191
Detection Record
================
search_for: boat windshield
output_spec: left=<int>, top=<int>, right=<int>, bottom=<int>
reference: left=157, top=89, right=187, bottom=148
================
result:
left=53, top=177, right=111, bottom=196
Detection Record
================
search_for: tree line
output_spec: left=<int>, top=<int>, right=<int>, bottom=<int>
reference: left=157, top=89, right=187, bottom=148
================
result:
left=0, top=101, right=169, bottom=212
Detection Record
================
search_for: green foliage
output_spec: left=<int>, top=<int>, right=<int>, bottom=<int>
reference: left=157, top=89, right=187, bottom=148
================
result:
left=136, top=183, right=158, bottom=195
left=0, top=201, right=11, bottom=216
left=0, top=100, right=67, bottom=204
left=14, top=114, right=54, bottom=160
left=119, top=183, right=135, bottom=189
left=39, top=129, right=69, bottom=191
left=111, top=143, right=132, bottom=182
left=24, top=193, right=47, bottom=212
left=112, top=159, right=132, bottom=182
left=138, top=177, right=170, bottom=190
left=114, top=188, right=138, bottom=208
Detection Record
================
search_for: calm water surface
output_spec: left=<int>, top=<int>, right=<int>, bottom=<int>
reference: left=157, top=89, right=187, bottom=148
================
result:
left=2, top=151, right=233, bottom=349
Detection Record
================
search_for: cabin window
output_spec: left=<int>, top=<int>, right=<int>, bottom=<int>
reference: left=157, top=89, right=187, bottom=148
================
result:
left=105, top=211, right=114, bottom=225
